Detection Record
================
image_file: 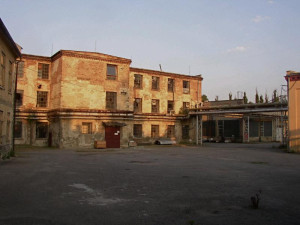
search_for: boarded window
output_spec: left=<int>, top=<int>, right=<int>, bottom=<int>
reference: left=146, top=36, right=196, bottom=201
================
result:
left=17, top=61, right=24, bottom=78
left=37, top=91, right=48, bottom=107
left=183, top=102, right=190, bottom=109
left=36, top=122, right=48, bottom=139
left=0, top=51, right=6, bottom=87
left=133, top=124, right=142, bottom=138
left=134, top=74, right=143, bottom=89
left=152, top=76, right=160, bottom=90
left=106, top=92, right=117, bottom=110
left=15, top=121, right=22, bottom=138
left=167, top=100, right=174, bottom=113
left=134, top=98, right=142, bottom=113
left=38, top=63, right=49, bottom=79
left=151, top=99, right=159, bottom=113
left=168, top=78, right=174, bottom=92
left=182, top=125, right=190, bottom=139
left=107, top=64, right=117, bottom=80
left=183, top=80, right=190, bottom=94
left=82, top=122, right=92, bottom=134
left=16, top=90, right=23, bottom=106
left=167, top=125, right=175, bottom=138
left=151, top=125, right=159, bottom=138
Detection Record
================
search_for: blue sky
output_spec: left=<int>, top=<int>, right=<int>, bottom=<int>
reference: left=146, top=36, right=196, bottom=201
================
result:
left=1, top=0, right=300, bottom=101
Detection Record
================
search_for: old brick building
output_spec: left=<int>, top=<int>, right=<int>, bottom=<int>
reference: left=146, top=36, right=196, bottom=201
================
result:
left=15, top=50, right=203, bottom=148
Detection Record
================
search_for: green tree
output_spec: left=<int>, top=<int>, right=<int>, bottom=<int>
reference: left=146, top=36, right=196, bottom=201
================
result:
left=255, top=89, right=259, bottom=103
left=259, top=95, right=264, bottom=103
left=229, top=92, right=232, bottom=100
left=272, top=89, right=279, bottom=102
left=243, top=92, right=248, bottom=104
left=201, top=94, right=208, bottom=102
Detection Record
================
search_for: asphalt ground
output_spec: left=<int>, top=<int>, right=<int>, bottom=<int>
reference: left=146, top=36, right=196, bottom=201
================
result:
left=0, top=143, right=300, bottom=225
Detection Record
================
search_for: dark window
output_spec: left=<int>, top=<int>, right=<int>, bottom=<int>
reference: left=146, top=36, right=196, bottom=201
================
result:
left=36, top=122, right=48, bottom=139
left=8, top=61, right=12, bottom=93
left=151, top=125, right=159, bottom=138
left=134, top=74, right=143, bottom=89
left=264, top=121, right=272, bottom=137
left=106, top=92, right=117, bottom=110
left=133, top=124, right=142, bottom=138
left=0, top=111, right=3, bottom=144
left=183, top=102, right=190, bottom=109
left=152, top=76, right=160, bottom=90
left=37, top=91, right=48, bottom=107
left=183, top=80, right=190, bottom=94
left=0, top=51, right=6, bottom=87
left=16, top=90, right=23, bottom=106
left=167, top=125, right=175, bottom=138
left=14, top=121, right=22, bottom=138
left=17, top=61, right=24, bottom=78
left=107, top=64, right=117, bottom=80
left=182, top=125, right=190, bottom=139
left=167, top=100, right=174, bottom=113
left=134, top=98, right=142, bottom=113
left=168, top=78, right=174, bottom=92
left=151, top=99, right=159, bottom=113
left=38, top=63, right=49, bottom=79
left=82, top=122, right=92, bottom=134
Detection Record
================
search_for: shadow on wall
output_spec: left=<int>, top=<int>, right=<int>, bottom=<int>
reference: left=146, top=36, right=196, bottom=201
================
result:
left=289, top=129, right=300, bottom=152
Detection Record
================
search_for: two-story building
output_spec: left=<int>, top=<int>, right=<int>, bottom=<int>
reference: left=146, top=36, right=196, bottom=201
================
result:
left=15, top=50, right=203, bottom=148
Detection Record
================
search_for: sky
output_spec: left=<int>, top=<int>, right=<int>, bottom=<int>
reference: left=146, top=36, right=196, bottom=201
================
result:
left=1, top=0, right=300, bottom=101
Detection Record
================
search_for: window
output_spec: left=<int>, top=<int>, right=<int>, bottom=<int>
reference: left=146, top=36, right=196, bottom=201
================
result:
left=8, top=61, right=13, bottom=93
left=17, top=61, right=24, bottom=78
left=38, top=63, right=49, bottom=79
left=151, top=99, right=159, bottom=113
left=16, top=90, right=23, bottom=106
left=183, top=80, right=190, bottom=94
left=36, top=122, right=48, bottom=139
left=151, top=125, right=159, bottom=138
left=167, top=125, right=175, bottom=138
left=134, top=98, right=142, bottom=113
left=0, top=51, right=6, bottom=87
left=167, top=100, right=174, bottom=113
left=134, top=74, right=143, bottom=89
left=168, top=78, right=174, bottom=92
left=133, top=124, right=142, bottom=138
left=183, top=102, right=190, bottom=109
left=107, top=64, right=117, bottom=80
left=182, top=125, right=190, bottom=139
left=82, top=122, right=92, bottom=134
left=0, top=111, right=2, bottom=144
left=14, top=121, right=22, bottom=138
left=152, top=76, right=160, bottom=90
left=37, top=91, right=48, bottom=107
left=106, top=92, right=117, bottom=110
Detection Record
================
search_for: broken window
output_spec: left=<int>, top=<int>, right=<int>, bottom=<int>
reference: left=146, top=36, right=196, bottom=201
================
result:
left=167, top=100, right=174, bottom=113
left=152, top=76, right=160, bottom=90
left=106, top=92, right=117, bottom=110
left=134, top=98, right=142, bottom=113
left=168, top=78, right=174, bottom=92
left=183, top=102, right=190, bottom=109
left=107, top=64, right=117, bottom=80
left=151, top=99, right=159, bottom=113
left=38, top=63, right=49, bottom=79
left=182, top=125, right=190, bottom=139
left=37, top=91, right=48, bottom=107
left=134, top=74, right=143, bottom=89
left=167, top=125, right=175, bottom=138
left=14, top=121, right=22, bottom=138
left=17, top=61, right=24, bottom=78
left=183, top=80, right=190, bottom=94
left=0, top=51, right=6, bottom=87
left=36, top=122, right=48, bottom=139
left=133, top=124, right=142, bottom=138
left=16, top=90, right=23, bottom=107
left=82, top=122, right=92, bottom=134
left=151, top=125, right=159, bottom=138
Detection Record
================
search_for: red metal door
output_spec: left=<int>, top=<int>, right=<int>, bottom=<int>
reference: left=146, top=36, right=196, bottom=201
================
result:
left=105, top=126, right=120, bottom=148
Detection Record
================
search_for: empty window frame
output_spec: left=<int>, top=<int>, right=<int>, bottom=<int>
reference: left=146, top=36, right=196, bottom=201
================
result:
left=182, top=125, right=190, bottom=139
left=151, top=125, right=159, bottom=138
left=152, top=76, right=160, bottom=90
left=183, top=80, right=190, bottom=94
left=167, top=125, right=175, bottom=138
left=16, top=90, right=23, bottom=107
left=107, top=64, right=117, bottom=80
left=134, top=98, right=142, bottom=113
left=134, top=74, right=143, bottom=89
left=133, top=124, right=142, bottom=138
left=0, top=51, right=6, bottom=87
left=37, top=91, right=48, bottom=107
left=167, top=100, right=174, bottom=113
left=168, top=78, right=174, bottom=92
left=14, top=121, right=22, bottom=138
left=36, top=122, right=48, bottom=139
left=17, top=61, right=24, bottom=78
left=82, top=122, right=92, bottom=134
left=38, top=63, right=49, bottom=79
left=106, top=92, right=117, bottom=110
left=183, top=102, right=190, bottom=109
left=151, top=99, right=159, bottom=113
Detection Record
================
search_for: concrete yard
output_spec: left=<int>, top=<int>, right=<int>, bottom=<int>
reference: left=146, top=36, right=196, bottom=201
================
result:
left=0, top=143, right=300, bottom=225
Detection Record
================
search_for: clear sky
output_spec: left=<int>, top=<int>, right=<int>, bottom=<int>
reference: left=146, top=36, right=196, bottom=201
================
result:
left=1, top=0, right=300, bottom=101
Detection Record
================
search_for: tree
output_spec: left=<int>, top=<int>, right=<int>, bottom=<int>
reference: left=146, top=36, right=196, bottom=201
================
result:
left=259, top=95, right=264, bottom=103
left=229, top=92, right=232, bottom=100
left=265, top=93, right=269, bottom=103
left=215, top=96, right=219, bottom=101
left=201, top=94, right=208, bottom=102
left=243, top=92, right=248, bottom=104
left=272, top=89, right=279, bottom=102
left=255, top=89, right=259, bottom=103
